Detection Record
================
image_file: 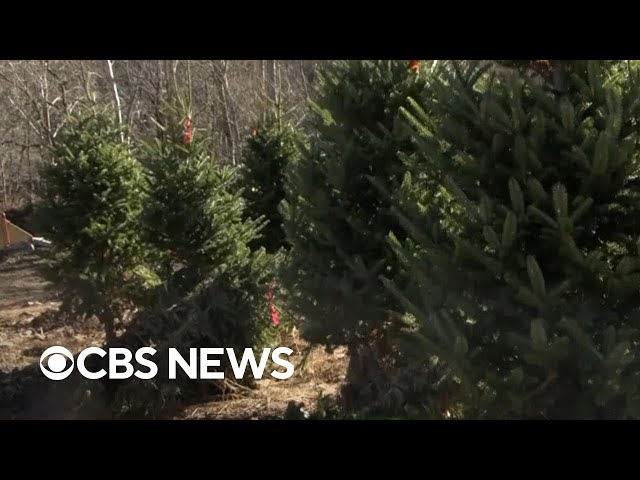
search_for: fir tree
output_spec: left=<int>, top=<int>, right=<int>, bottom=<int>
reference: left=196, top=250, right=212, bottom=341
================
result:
left=35, top=106, right=157, bottom=342
left=241, top=116, right=301, bottom=253
left=384, top=60, right=640, bottom=419
left=281, top=60, right=429, bottom=407
left=111, top=106, right=284, bottom=417
left=141, top=108, right=265, bottom=293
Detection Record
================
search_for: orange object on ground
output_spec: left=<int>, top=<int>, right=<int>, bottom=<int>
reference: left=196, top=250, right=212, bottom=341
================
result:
left=1, top=212, right=33, bottom=249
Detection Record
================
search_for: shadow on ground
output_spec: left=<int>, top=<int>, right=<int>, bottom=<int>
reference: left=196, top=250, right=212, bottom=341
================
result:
left=0, top=362, right=112, bottom=419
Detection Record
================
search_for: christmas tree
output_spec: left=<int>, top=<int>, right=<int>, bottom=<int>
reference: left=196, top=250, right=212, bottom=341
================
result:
left=241, top=116, right=301, bottom=253
left=110, top=107, right=283, bottom=417
left=35, top=106, right=157, bottom=342
left=383, top=60, right=640, bottom=419
left=141, top=108, right=266, bottom=293
left=281, top=60, right=429, bottom=407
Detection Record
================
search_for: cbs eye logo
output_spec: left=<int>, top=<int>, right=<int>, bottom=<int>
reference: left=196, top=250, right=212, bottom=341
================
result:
left=40, top=346, right=75, bottom=380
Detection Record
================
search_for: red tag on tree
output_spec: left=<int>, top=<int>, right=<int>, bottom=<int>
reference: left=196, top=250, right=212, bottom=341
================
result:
left=268, top=284, right=279, bottom=326
left=410, top=60, right=420, bottom=73
left=184, top=118, right=193, bottom=144
left=252, top=128, right=258, bottom=137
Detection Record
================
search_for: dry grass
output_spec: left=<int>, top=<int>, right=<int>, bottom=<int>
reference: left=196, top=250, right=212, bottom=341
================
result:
left=0, top=250, right=349, bottom=419
left=0, top=251, right=106, bottom=373
left=176, top=329, right=348, bottom=419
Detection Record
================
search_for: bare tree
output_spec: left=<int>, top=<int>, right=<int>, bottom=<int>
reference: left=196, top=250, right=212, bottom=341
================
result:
left=0, top=60, right=317, bottom=209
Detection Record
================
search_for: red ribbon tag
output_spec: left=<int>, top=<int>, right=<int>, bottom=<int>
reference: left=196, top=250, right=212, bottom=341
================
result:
left=184, top=118, right=193, bottom=144
left=410, top=60, right=420, bottom=73
left=268, top=284, right=279, bottom=326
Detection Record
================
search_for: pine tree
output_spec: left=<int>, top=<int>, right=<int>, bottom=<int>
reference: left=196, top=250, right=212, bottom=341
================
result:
left=141, top=109, right=266, bottom=293
left=384, top=60, right=640, bottom=419
left=35, top=106, right=157, bottom=342
left=241, top=116, right=301, bottom=253
left=281, top=60, right=430, bottom=407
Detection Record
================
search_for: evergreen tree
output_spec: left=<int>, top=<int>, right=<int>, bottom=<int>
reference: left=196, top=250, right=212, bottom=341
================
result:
left=141, top=109, right=265, bottom=293
left=111, top=243, right=280, bottom=418
left=241, top=116, right=301, bottom=252
left=281, top=60, right=429, bottom=406
left=110, top=107, right=284, bottom=417
left=384, top=60, right=640, bottom=419
left=35, top=106, right=157, bottom=342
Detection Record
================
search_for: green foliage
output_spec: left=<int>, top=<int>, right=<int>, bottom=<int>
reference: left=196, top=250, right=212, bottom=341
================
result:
left=385, top=60, right=640, bottom=419
left=282, top=60, right=430, bottom=348
left=35, top=106, right=158, bottom=339
left=241, top=117, right=301, bottom=252
left=108, top=107, right=285, bottom=417
left=141, top=109, right=266, bottom=293
left=111, top=246, right=280, bottom=418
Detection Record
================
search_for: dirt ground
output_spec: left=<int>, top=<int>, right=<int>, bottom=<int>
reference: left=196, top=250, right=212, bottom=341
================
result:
left=0, top=249, right=347, bottom=419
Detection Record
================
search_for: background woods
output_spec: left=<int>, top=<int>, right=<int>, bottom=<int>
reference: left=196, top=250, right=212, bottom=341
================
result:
left=0, top=60, right=317, bottom=211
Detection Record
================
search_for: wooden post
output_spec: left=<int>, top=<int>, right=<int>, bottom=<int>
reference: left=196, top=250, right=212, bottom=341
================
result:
left=1, top=211, right=10, bottom=247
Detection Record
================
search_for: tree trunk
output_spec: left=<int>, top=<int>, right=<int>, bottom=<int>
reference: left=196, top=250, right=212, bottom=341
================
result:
left=26, top=126, right=34, bottom=206
left=40, top=61, right=54, bottom=146
left=106, top=60, right=125, bottom=142
left=265, top=60, right=281, bottom=123
left=1, top=158, right=7, bottom=211
left=218, top=61, right=237, bottom=165
left=101, top=308, right=116, bottom=345
left=342, top=342, right=390, bottom=413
